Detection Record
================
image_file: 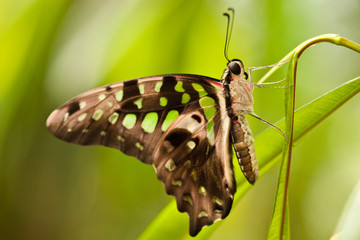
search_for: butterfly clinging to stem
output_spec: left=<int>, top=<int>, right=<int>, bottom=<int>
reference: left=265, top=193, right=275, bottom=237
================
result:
left=47, top=8, right=266, bottom=236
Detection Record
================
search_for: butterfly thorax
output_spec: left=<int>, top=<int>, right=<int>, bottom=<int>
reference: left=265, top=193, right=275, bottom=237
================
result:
left=221, top=63, right=254, bottom=117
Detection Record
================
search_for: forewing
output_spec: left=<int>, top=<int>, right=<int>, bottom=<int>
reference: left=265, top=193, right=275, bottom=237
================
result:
left=46, top=74, right=221, bottom=165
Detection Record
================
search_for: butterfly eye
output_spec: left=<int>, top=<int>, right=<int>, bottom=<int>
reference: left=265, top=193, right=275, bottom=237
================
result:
left=228, top=61, right=241, bottom=75
left=244, top=72, right=248, bottom=80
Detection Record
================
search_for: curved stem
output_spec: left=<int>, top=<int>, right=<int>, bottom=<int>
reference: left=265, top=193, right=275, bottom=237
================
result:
left=267, top=34, right=360, bottom=240
left=259, top=34, right=360, bottom=84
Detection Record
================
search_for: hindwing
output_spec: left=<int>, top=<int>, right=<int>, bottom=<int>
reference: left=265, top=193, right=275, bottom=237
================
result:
left=153, top=95, right=235, bottom=236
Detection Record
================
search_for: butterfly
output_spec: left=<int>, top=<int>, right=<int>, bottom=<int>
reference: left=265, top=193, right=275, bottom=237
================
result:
left=46, top=9, right=259, bottom=237
left=46, top=59, right=258, bottom=236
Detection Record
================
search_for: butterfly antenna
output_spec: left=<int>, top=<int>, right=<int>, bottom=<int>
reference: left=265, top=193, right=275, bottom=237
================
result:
left=223, top=8, right=235, bottom=62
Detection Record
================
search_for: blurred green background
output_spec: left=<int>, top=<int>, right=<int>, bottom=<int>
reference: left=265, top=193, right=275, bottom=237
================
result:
left=0, top=0, right=359, bottom=239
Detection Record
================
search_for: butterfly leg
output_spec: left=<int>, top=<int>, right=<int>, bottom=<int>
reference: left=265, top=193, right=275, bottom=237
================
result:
left=252, top=79, right=293, bottom=89
left=247, top=59, right=292, bottom=86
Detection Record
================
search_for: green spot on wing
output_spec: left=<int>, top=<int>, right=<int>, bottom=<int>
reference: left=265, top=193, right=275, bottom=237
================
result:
left=133, top=98, right=143, bottom=109
left=187, top=141, right=196, bottom=150
left=162, top=110, right=179, bottom=131
left=139, top=84, right=145, bottom=94
left=122, top=114, right=137, bottom=129
left=78, top=113, right=87, bottom=122
left=98, top=93, right=106, bottom=101
left=198, top=211, right=208, bottom=218
left=172, top=180, right=182, bottom=186
left=92, top=109, right=104, bottom=121
left=199, top=96, right=215, bottom=107
left=141, top=112, right=158, bottom=133
left=63, top=112, right=69, bottom=121
left=160, top=97, right=168, bottom=107
left=165, top=159, right=176, bottom=171
left=115, top=90, right=123, bottom=101
left=212, top=196, right=223, bottom=205
left=207, top=120, right=215, bottom=144
left=79, top=101, right=86, bottom=109
left=108, top=112, right=119, bottom=124
left=135, top=142, right=144, bottom=151
left=155, top=82, right=163, bottom=92
left=192, top=83, right=207, bottom=97
left=190, top=169, right=197, bottom=182
left=199, top=186, right=207, bottom=196
left=174, top=81, right=185, bottom=92
left=204, top=107, right=217, bottom=120
left=183, top=195, right=193, bottom=206
left=181, top=93, right=190, bottom=104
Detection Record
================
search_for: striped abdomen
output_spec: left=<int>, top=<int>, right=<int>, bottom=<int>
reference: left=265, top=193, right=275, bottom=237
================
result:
left=230, top=115, right=258, bottom=184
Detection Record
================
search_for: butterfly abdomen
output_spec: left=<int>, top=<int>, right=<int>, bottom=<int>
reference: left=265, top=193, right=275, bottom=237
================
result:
left=230, top=115, right=258, bottom=184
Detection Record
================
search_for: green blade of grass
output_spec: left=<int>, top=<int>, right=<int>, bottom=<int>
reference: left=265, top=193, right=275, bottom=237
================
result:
left=0, top=0, right=74, bottom=151
left=267, top=56, right=297, bottom=240
left=139, top=76, right=360, bottom=239
left=267, top=34, right=360, bottom=240
left=334, top=178, right=360, bottom=240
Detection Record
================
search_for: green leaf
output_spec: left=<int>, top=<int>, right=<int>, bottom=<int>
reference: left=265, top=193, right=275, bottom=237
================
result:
left=334, top=178, right=360, bottom=240
left=139, top=76, right=360, bottom=239
left=267, top=35, right=360, bottom=240
left=0, top=0, right=74, bottom=148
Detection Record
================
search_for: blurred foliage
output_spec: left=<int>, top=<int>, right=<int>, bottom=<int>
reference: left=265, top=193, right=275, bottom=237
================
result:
left=0, top=0, right=359, bottom=239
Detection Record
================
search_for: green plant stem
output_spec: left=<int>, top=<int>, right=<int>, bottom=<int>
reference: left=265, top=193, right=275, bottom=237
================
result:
left=267, top=34, right=360, bottom=240
left=258, top=34, right=360, bottom=84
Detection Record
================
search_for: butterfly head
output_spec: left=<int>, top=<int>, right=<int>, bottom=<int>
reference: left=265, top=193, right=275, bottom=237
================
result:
left=222, top=59, right=254, bottom=114
left=226, top=59, right=248, bottom=81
